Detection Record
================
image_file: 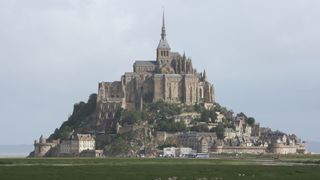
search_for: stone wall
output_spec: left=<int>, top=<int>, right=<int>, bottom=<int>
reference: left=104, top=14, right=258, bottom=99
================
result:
left=270, top=143, right=298, bottom=154
left=212, top=146, right=266, bottom=154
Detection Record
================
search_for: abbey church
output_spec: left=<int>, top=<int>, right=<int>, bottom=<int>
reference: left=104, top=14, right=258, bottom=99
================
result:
left=96, top=14, right=215, bottom=133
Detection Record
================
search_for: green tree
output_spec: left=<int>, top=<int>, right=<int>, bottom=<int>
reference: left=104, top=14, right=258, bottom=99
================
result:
left=201, top=110, right=211, bottom=122
left=216, top=123, right=225, bottom=140
left=170, top=121, right=188, bottom=132
left=194, top=103, right=203, bottom=113
left=122, top=110, right=142, bottom=125
left=191, top=124, right=209, bottom=132
left=209, top=110, right=217, bottom=122
left=247, top=117, right=255, bottom=126
left=155, top=118, right=188, bottom=132
left=201, top=109, right=217, bottom=123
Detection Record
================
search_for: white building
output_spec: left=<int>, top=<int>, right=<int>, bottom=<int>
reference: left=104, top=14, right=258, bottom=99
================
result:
left=59, top=133, right=95, bottom=156
left=177, top=147, right=193, bottom=157
left=216, top=112, right=225, bottom=123
left=163, top=147, right=194, bottom=157
left=163, top=147, right=176, bottom=157
left=224, top=128, right=236, bottom=139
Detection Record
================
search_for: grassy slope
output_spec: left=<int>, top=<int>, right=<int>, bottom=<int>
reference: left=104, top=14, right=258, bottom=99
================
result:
left=0, top=158, right=320, bottom=180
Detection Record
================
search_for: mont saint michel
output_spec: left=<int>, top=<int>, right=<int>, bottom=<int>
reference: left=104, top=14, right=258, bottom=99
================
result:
left=30, top=14, right=306, bottom=158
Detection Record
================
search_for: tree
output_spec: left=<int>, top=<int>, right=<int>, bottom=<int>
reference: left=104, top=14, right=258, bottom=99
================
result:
left=194, top=103, right=203, bottom=113
left=200, top=109, right=217, bottom=123
left=213, top=103, right=222, bottom=112
left=191, top=124, right=209, bottom=132
left=201, top=110, right=211, bottom=122
left=247, top=117, right=255, bottom=126
left=170, top=121, right=188, bottom=132
left=155, top=119, right=188, bottom=132
left=209, top=110, right=217, bottom=122
left=156, top=120, right=170, bottom=131
left=48, top=128, right=59, bottom=140
left=216, top=123, right=225, bottom=140
left=122, top=110, right=142, bottom=125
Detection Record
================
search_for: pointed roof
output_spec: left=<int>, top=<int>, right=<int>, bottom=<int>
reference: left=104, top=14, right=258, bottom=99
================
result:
left=203, top=70, right=207, bottom=81
left=39, top=135, right=45, bottom=143
left=161, top=11, right=166, bottom=40
left=157, top=11, right=170, bottom=49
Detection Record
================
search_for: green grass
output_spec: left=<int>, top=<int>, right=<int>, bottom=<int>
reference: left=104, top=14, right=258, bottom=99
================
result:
left=0, top=158, right=320, bottom=180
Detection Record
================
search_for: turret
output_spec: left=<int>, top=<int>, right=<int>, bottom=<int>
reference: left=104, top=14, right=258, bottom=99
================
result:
left=39, top=135, right=46, bottom=144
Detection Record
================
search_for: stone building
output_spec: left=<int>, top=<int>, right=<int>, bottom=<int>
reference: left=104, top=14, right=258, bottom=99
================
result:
left=96, top=14, right=215, bottom=133
left=211, top=145, right=266, bottom=154
left=198, top=137, right=209, bottom=153
left=31, top=133, right=101, bottom=157
left=59, top=133, right=95, bottom=156
left=163, top=147, right=193, bottom=157
left=33, top=135, right=58, bottom=157
left=269, top=134, right=306, bottom=154
left=176, top=132, right=217, bottom=153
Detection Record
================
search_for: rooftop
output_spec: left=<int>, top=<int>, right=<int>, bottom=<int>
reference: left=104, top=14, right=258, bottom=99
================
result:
left=134, top=60, right=157, bottom=66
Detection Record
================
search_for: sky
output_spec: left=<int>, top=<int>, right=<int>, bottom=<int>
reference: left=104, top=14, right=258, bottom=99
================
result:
left=0, top=0, right=319, bottom=145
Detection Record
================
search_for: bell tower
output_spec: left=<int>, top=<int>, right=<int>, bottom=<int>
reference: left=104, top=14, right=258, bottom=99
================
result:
left=157, top=11, right=171, bottom=65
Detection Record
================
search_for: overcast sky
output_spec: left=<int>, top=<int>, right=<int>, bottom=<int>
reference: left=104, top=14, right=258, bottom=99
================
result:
left=0, top=0, right=319, bottom=145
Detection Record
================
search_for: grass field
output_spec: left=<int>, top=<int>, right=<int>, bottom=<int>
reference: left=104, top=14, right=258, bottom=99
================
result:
left=0, top=157, right=320, bottom=180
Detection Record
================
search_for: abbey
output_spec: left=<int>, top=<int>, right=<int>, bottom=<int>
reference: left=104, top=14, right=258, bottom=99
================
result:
left=96, top=14, right=214, bottom=133
left=30, top=14, right=308, bottom=157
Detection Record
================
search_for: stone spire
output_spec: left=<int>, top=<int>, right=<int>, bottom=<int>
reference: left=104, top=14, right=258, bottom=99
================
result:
left=203, top=70, right=207, bottom=81
left=161, top=10, right=166, bottom=40
left=157, top=10, right=170, bottom=49
left=157, top=10, right=171, bottom=64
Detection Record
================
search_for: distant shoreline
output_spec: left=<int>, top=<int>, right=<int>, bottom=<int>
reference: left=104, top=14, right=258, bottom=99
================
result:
left=0, top=154, right=27, bottom=158
left=0, top=144, right=32, bottom=158
left=306, top=141, right=320, bottom=154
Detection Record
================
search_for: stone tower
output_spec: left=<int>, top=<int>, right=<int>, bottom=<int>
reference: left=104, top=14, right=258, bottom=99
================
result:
left=157, top=12, right=171, bottom=67
left=33, top=135, right=57, bottom=157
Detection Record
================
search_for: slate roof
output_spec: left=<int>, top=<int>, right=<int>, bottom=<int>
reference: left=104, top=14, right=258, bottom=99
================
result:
left=134, top=60, right=157, bottom=66
left=157, top=38, right=171, bottom=49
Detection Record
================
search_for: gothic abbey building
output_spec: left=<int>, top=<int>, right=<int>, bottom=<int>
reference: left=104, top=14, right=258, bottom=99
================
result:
left=96, top=15, right=215, bottom=133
